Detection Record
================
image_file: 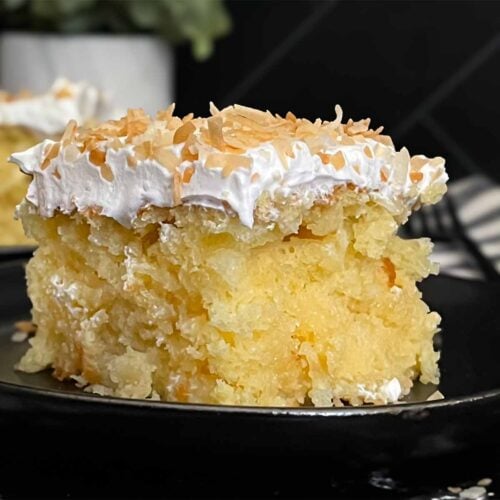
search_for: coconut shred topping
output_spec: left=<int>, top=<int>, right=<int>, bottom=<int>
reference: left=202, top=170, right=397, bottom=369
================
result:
left=0, top=78, right=105, bottom=136
left=10, top=103, right=448, bottom=228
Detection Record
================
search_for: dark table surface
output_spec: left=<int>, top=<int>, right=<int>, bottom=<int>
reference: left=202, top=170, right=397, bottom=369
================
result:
left=0, top=253, right=499, bottom=500
left=0, top=434, right=499, bottom=499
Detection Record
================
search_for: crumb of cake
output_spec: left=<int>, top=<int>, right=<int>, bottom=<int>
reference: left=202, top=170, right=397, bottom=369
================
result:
left=426, top=390, right=445, bottom=401
left=70, top=374, right=88, bottom=389
left=14, top=320, right=37, bottom=334
left=459, top=486, right=487, bottom=499
left=477, top=479, right=493, bottom=487
left=11, top=331, right=28, bottom=343
left=11, top=103, right=448, bottom=407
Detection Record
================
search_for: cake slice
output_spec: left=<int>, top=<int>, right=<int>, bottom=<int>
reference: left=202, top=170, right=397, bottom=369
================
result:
left=0, top=79, right=106, bottom=245
left=11, top=104, right=447, bottom=407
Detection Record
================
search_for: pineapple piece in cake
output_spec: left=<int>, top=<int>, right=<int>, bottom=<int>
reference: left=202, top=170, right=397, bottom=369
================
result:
left=11, top=103, right=448, bottom=407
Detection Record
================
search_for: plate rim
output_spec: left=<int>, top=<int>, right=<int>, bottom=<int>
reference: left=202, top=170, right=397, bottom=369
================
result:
left=0, top=245, right=36, bottom=255
left=1, top=377, right=500, bottom=417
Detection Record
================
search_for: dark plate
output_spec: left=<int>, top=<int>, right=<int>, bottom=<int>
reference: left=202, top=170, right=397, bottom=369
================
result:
left=0, top=245, right=34, bottom=263
left=0, top=259, right=500, bottom=498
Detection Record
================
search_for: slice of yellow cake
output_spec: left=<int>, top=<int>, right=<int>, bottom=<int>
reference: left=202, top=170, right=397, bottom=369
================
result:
left=0, top=79, right=105, bottom=245
left=11, top=104, right=447, bottom=407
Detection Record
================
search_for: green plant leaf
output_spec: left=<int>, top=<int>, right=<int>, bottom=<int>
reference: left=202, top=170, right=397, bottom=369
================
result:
left=1, top=0, right=27, bottom=10
left=125, top=0, right=161, bottom=30
left=0, top=0, right=232, bottom=60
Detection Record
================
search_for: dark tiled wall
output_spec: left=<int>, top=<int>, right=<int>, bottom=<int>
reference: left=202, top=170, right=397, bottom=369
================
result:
left=176, top=0, right=500, bottom=183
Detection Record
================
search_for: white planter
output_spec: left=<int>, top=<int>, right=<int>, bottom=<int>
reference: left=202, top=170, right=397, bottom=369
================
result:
left=0, top=32, right=174, bottom=116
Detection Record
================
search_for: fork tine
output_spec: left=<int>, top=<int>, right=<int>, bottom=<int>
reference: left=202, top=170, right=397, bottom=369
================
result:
left=445, top=194, right=500, bottom=281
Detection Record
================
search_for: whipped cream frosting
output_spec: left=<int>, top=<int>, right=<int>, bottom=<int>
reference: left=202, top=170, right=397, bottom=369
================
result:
left=10, top=104, right=448, bottom=228
left=357, top=378, right=403, bottom=404
left=0, top=78, right=105, bottom=135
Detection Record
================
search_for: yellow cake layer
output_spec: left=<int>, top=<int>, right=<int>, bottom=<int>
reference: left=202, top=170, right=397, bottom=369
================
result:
left=18, top=190, right=440, bottom=407
left=0, top=126, right=38, bottom=245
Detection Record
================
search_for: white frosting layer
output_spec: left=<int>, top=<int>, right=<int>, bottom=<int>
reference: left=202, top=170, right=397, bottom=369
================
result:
left=10, top=135, right=448, bottom=228
left=0, top=78, right=104, bottom=135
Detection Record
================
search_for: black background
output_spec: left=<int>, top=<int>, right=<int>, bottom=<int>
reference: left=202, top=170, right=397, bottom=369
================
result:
left=177, top=0, right=500, bottom=184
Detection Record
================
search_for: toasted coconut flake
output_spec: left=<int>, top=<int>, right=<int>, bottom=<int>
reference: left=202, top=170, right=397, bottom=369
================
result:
left=233, top=104, right=272, bottom=125
left=89, top=148, right=106, bottom=167
left=41, top=143, right=61, bottom=170
left=411, top=156, right=428, bottom=170
left=173, top=121, right=196, bottom=145
left=339, top=135, right=356, bottom=146
left=61, top=120, right=78, bottom=145
left=41, top=101, right=435, bottom=199
left=330, top=151, right=346, bottom=170
left=64, top=144, right=80, bottom=163
left=54, top=86, right=73, bottom=99
left=429, top=156, right=445, bottom=167
left=207, top=116, right=225, bottom=150
left=332, top=104, right=343, bottom=127
left=156, top=103, right=176, bottom=121
left=154, top=149, right=180, bottom=172
left=318, top=152, right=331, bottom=165
left=122, top=109, right=150, bottom=140
left=230, top=113, right=272, bottom=134
left=205, top=153, right=252, bottom=176
left=172, top=171, right=182, bottom=205
left=165, top=116, right=182, bottom=131
left=273, top=138, right=295, bottom=167
left=375, top=134, right=393, bottom=146
left=363, top=146, right=373, bottom=158
left=127, top=154, right=138, bottom=168
left=134, top=141, right=153, bottom=161
left=251, top=173, right=260, bottom=183
left=410, top=171, right=424, bottom=183
left=209, top=101, right=220, bottom=116
left=100, top=163, right=114, bottom=182
left=220, top=133, right=250, bottom=151
left=181, top=143, right=199, bottom=162
left=14, top=320, right=37, bottom=334
left=182, top=166, right=195, bottom=184
left=347, top=119, right=370, bottom=135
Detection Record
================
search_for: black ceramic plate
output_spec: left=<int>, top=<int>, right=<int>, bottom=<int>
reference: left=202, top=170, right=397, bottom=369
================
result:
left=1, top=259, right=500, bottom=462
left=0, top=245, right=34, bottom=263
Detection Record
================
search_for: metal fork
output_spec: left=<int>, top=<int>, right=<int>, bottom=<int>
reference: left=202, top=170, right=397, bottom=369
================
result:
left=406, top=194, right=500, bottom=281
